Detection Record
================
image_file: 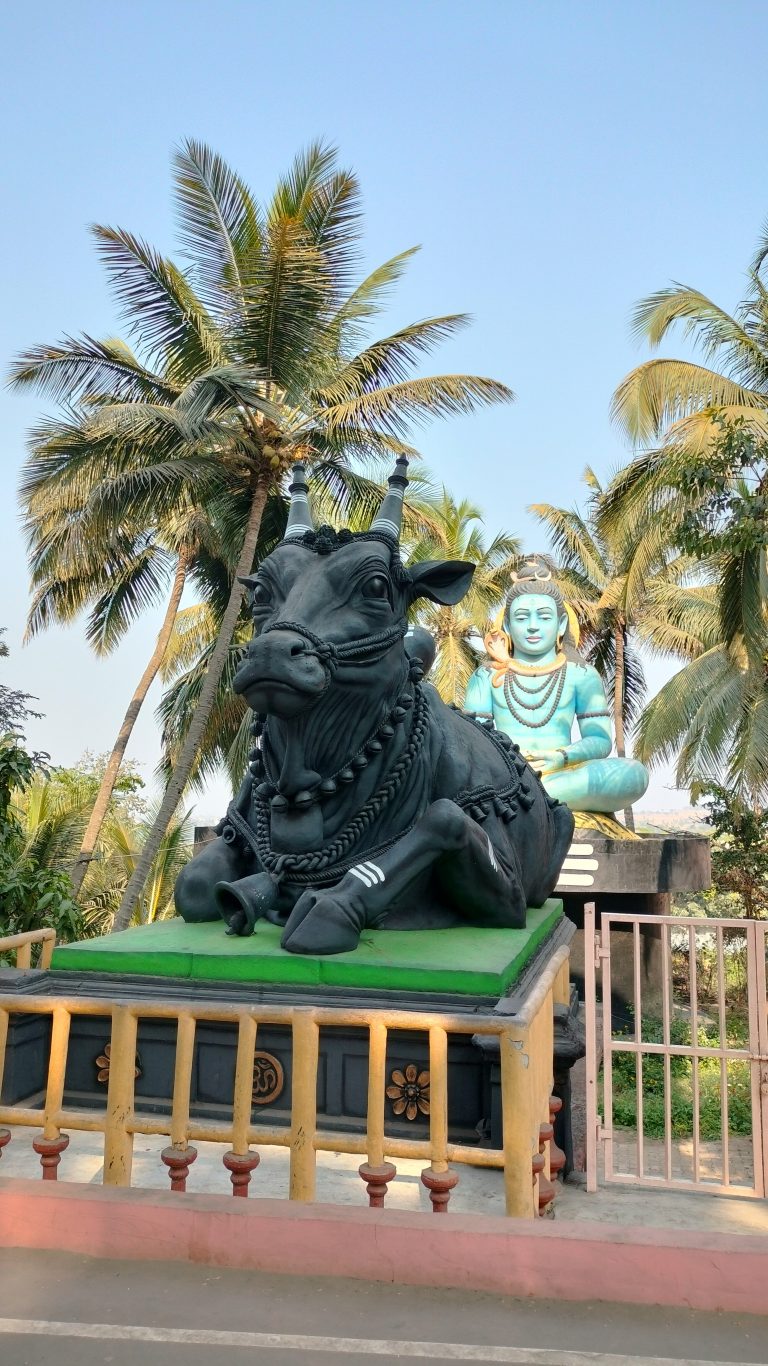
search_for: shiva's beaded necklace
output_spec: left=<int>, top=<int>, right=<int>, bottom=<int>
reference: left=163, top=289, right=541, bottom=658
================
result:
left=502, top=657, right=567, bottom=729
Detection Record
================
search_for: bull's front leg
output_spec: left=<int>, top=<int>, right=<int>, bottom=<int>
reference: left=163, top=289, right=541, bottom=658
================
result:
left=175, top=835, right=251, bottom=924
left=281, top=799, right=526, bottom=954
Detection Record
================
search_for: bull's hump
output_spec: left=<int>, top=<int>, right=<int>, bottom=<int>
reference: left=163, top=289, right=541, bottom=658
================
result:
left=426, top=690, right=511, bottom=795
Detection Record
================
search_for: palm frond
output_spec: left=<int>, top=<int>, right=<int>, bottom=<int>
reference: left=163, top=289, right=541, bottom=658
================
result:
left=529, top=503, right=605, bottom=586
left=331, top=248, right=420, bottom=341
left=320, top=374, right=514, bottom=438
left=610, top=358, right=764, bottom=445
left=314, top=317, right=472, bottom=400
left=85, top=543, right=174, bottom=656
left=173, top=138, right=263, bottom=313
left=8, top=335, right=180, bottom=406
left=632, top=285, right=768, bottom=383
left=92, top=225, right=224, bottom=381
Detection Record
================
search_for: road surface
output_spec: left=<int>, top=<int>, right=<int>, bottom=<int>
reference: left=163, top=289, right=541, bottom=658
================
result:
left=0, top=1249, right=766, bottom=1365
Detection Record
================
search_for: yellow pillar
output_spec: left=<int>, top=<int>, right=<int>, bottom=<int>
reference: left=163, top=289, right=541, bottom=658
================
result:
left=103, top=1008, right=138, bottom=1186
left=289, top=1013, right=319, bottom=1201
left=500, top=1025, right=536, bottom=1218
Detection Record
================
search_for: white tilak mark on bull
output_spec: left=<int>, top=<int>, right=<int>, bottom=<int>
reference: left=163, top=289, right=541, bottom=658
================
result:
left=486, top=836, right=499, bottom=872
left=350, top=862, right=386, bottom=889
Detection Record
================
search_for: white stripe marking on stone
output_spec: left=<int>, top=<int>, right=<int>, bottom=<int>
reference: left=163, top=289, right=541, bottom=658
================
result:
left=0, top=1320, right=757, bottom=1365
left=565, top=844, right=594, bottom=856
left=363, top=862, right=385, bottom=883
left=557, top=872, right=596, bottom=887
left=561, top=858, right=599, bottom=871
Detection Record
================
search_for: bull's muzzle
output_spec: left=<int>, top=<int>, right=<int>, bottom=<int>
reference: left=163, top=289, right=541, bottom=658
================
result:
left=233, top=629, right=329, bottom=717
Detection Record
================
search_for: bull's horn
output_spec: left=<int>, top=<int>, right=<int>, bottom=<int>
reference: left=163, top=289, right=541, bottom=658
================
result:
left=370, top=455, right=409, bottom=540
left=282, top=462, right=315, bottom=541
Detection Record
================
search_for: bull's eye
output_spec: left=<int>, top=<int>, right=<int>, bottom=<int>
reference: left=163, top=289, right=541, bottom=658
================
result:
left=251, top=582, right=271, bottom=607
left=362, top=574, right=390, bottom=601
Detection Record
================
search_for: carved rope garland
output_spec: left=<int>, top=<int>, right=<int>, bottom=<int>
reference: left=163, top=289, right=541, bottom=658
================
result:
left=220, top=698, right=537, bottom=888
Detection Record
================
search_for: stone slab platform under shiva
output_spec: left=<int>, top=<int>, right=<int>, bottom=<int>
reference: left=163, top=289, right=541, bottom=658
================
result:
left=1, top=904, right=582, bottom=1163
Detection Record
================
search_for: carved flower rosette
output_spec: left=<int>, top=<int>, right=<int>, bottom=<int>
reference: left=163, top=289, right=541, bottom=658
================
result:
left=386, top=1064, right=430, bottom=1121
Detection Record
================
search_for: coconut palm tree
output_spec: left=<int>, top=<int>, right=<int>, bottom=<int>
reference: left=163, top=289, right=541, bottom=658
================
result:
left=407, top=490, right=520, bottom=705
left=611, top=225, right=768, bottom=454
left=606, top=230, right=768, bottom=635
left=22, top=472, right=200, bottom=895
left=20, top=410, right=291, bottom=897
left=604, top=232, right=768, bottom=798
left=10, top=140, right=514, bottom=930
left=632, top=575, right=768, bottom=801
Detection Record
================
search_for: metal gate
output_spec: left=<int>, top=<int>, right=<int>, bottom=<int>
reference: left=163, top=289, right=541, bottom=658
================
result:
left=585, top=904, right=768, bottom=1197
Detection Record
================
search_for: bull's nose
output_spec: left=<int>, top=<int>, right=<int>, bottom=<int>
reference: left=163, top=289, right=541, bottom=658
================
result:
left=247, top=630, right=313, bottom=663
left=233, top=629, right=328, bottom=715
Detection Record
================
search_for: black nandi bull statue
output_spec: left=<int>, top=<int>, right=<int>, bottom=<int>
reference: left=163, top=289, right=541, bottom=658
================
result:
left=175, top=458, right=574, bottom=954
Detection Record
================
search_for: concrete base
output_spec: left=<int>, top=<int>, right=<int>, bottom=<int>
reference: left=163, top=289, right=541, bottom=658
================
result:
left=0, top=1178, right=766, bottom=1316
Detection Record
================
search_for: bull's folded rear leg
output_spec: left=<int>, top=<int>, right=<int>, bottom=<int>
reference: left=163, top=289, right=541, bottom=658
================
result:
left=281, top=798, right=526, bottom=954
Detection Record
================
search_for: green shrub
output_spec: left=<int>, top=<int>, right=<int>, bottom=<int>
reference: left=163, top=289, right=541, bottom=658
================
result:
left=604, top=1013, right=752, bottom=1139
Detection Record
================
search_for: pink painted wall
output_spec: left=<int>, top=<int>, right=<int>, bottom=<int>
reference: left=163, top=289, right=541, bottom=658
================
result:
left=1, top=1179, right=767, bottom=1315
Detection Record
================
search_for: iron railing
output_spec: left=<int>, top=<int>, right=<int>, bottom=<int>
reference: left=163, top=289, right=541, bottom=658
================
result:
left=586, top=903, right=768, bottom=1198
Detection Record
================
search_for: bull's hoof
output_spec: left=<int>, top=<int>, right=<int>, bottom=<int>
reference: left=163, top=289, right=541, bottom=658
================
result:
left=281, top=891, right=363, bottom=956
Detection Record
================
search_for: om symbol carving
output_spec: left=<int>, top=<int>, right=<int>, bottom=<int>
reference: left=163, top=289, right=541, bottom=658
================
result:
left=252, top=1051, right=285, bottom=1106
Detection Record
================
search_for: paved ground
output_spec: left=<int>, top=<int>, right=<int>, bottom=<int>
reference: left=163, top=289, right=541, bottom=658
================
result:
left=0, top=1249, right=767, bottom=1366
left=3, top=1124, right=768, bottom=1236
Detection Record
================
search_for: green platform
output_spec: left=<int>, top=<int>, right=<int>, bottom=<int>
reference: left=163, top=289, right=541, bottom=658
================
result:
left=51, top=900, right=563, bottom=997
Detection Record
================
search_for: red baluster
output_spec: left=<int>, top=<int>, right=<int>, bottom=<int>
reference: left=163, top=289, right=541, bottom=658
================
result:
left=161, top=1144, right=197, bottom=1192
left=548, top=1096, right=566, bottom=1176
left=358, top=1160, right=397, bottom=1208
left=32, top=1132, right=69, bottom=1180
left=223, top=1149, right=260, bottom=1197
left=420, top=1165, right=458, bottom=1213
left=537, top=1122, right=556, bottom=1213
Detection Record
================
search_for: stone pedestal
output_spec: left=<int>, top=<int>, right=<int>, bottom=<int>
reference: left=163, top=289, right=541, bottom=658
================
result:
left=554, top=834, right=711, bottom=1027
left=1, top=903, right=580, bottom=1159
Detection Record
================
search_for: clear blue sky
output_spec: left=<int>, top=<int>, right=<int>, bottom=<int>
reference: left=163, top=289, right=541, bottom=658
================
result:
left=2, top=0, right=766, bottom=817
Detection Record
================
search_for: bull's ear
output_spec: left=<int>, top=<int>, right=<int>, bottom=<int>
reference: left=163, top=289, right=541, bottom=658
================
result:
left=238, top=575, right=259, bottom=590
left=407, top=560, right=475, bottom=606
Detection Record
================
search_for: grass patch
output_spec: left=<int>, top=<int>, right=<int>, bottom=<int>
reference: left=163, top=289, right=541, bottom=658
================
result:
left=604, top=1015, right=752, bottom=1140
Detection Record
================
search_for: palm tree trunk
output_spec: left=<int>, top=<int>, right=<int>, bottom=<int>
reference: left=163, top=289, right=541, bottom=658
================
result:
left=69, top=548, right=192, bottom=897
left=613, top=623, right=636, bottom=833
left=113, top=477, right=269, bottom=931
